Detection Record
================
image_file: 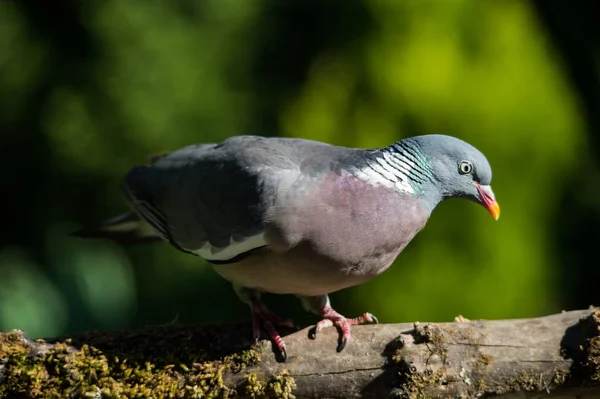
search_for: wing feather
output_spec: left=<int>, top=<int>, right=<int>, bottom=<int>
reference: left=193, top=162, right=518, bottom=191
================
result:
left=119, top=136, right=349, bottom=262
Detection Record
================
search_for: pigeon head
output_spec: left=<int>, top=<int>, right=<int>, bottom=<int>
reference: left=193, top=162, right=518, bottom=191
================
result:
left=406, top=134, right=500, bottom=220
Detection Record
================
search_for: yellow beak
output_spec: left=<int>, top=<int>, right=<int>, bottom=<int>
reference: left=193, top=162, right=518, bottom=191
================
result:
left=475, top=183, right=500, bottom=221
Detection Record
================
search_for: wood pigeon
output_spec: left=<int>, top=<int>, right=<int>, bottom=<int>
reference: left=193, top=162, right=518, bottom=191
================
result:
left=76, top=134, right=500, bottom=360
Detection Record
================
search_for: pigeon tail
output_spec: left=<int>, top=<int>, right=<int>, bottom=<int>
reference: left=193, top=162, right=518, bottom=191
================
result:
left=72, top=211, right=162, bottom=245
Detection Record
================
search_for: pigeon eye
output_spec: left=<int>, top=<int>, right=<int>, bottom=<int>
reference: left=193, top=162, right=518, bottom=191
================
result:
left=458, top=160, right=473, bottom=175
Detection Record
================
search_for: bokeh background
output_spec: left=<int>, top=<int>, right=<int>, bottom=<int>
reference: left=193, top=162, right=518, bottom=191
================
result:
left=1, top=0, right=599, bottom=339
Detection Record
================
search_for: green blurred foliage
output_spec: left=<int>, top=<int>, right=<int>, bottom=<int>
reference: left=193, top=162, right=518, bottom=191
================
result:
left=0, top=0, right=597, bottom=338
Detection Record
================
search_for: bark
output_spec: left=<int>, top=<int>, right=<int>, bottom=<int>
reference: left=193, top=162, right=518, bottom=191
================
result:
left=0, top=309, right=599, bottom=398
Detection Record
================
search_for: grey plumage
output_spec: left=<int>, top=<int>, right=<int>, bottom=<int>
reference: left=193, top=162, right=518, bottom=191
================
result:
left=76, top=134, right=499, bottom=359
left=124, top=138, right=348, bottom=257
left=74, top=211, right=161, bottom=244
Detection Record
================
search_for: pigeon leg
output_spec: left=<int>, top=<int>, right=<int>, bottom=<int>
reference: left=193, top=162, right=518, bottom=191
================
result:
left=299, top=294, right=378, bottom=352
left=234, top=285, right=294, bottom=360
left=250, top=299, right=295, bottom=360
left=251, top=299, right=295, bottom=334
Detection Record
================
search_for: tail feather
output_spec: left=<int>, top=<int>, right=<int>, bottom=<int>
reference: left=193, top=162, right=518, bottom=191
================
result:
left=72, top=212, right=163, bottom=245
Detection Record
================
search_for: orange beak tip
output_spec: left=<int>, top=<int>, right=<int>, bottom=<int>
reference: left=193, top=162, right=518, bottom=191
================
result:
left=488, top=201, right=500, bottom=221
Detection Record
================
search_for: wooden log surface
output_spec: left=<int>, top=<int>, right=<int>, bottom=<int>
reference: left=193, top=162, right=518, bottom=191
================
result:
left=1, top=309, right=599, bottom=398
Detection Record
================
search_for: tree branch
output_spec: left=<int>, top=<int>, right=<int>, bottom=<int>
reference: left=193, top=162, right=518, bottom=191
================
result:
left=1, top=309, right=599, bottom=398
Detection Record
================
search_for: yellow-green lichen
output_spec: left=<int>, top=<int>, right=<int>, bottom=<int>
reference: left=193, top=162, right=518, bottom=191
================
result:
left=444, top=324, right=492, bottom=394
left=584, top=313, right=600, bottom=383
left=398, top=369, right=447, bottom=399
left=504, top=370, right=547, bottom=393
left=411, top=323, right=448, bottom=364
left=264, top=370, right=296, bottom=399
left=393, top=323, right=497, bottom=398
left=551, top=368, right=568, bottom=386
left=389, top=327, right=449, bottom=399
left=240, top=371, right=296, bottom=399
left=241, top=373, right=267, bottom=398
left=568, top=310, right=600, bottom=385
left=0, top=325, right=273, bottom=399
left=589, top=336, right=600, bottom=382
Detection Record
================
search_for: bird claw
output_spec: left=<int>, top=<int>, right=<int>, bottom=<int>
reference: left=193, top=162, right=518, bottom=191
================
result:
left=309, top=318, right=333, bottom=339
left=336, top=336, right=348, bottom=352
left=310, top=309, right=378, bottom=351
left=277, top=346, right=287, bottom=362
left=453, top=314, right=471, bottom=323
left=251, top=301, right=376, bottom=357
left=251, top=302, right=292, bottom=362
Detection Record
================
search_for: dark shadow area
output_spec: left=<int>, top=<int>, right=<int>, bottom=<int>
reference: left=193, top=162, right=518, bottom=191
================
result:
left=46, top=320, right=303, bottom=367
left=559, top=311, right=600, bottom=385
left=360, top=330, right=413, bottom=398
left=48, top=322, right=256, bottom=367
left=533, top=1, right=600, bottom=310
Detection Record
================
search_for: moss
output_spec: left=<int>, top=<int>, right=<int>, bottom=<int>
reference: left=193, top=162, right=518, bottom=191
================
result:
left=240, top=373, right=266, bottom=398
left=387, top=325, right=446, bottom=398
left=264, top=371, right=296, bottom=399
left=472, top=377, right=486, bottom=393
left=551, top=368, right=568, bottom=386
left=411, top=323, right=448, bottom=364
left=581, top=311, right=600, bottom=382
left=493, top=367, right=570, bottom=395
left=392, top=323, right=496, bottom=398
left=0, top=325, right=294, bottom=399
left=474, top=311, right=600, bottom=396
left=385, top=314, right=600, bottom=399
left=239, top=371, right=295, bottom=399
left=589, top=336, right=600, bottom=382
left=397, top=369, right=447, bottom=399
left=504, top=370, right=546, bottom=393
left=448, top=325, right=491, bottom=395
left=567, top=310, right=600, bottom=385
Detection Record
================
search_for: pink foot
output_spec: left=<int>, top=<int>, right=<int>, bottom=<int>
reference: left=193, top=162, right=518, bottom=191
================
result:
left=251, top=301, right=295, bottom=361
left=309, top=306, right=378, bottom=352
